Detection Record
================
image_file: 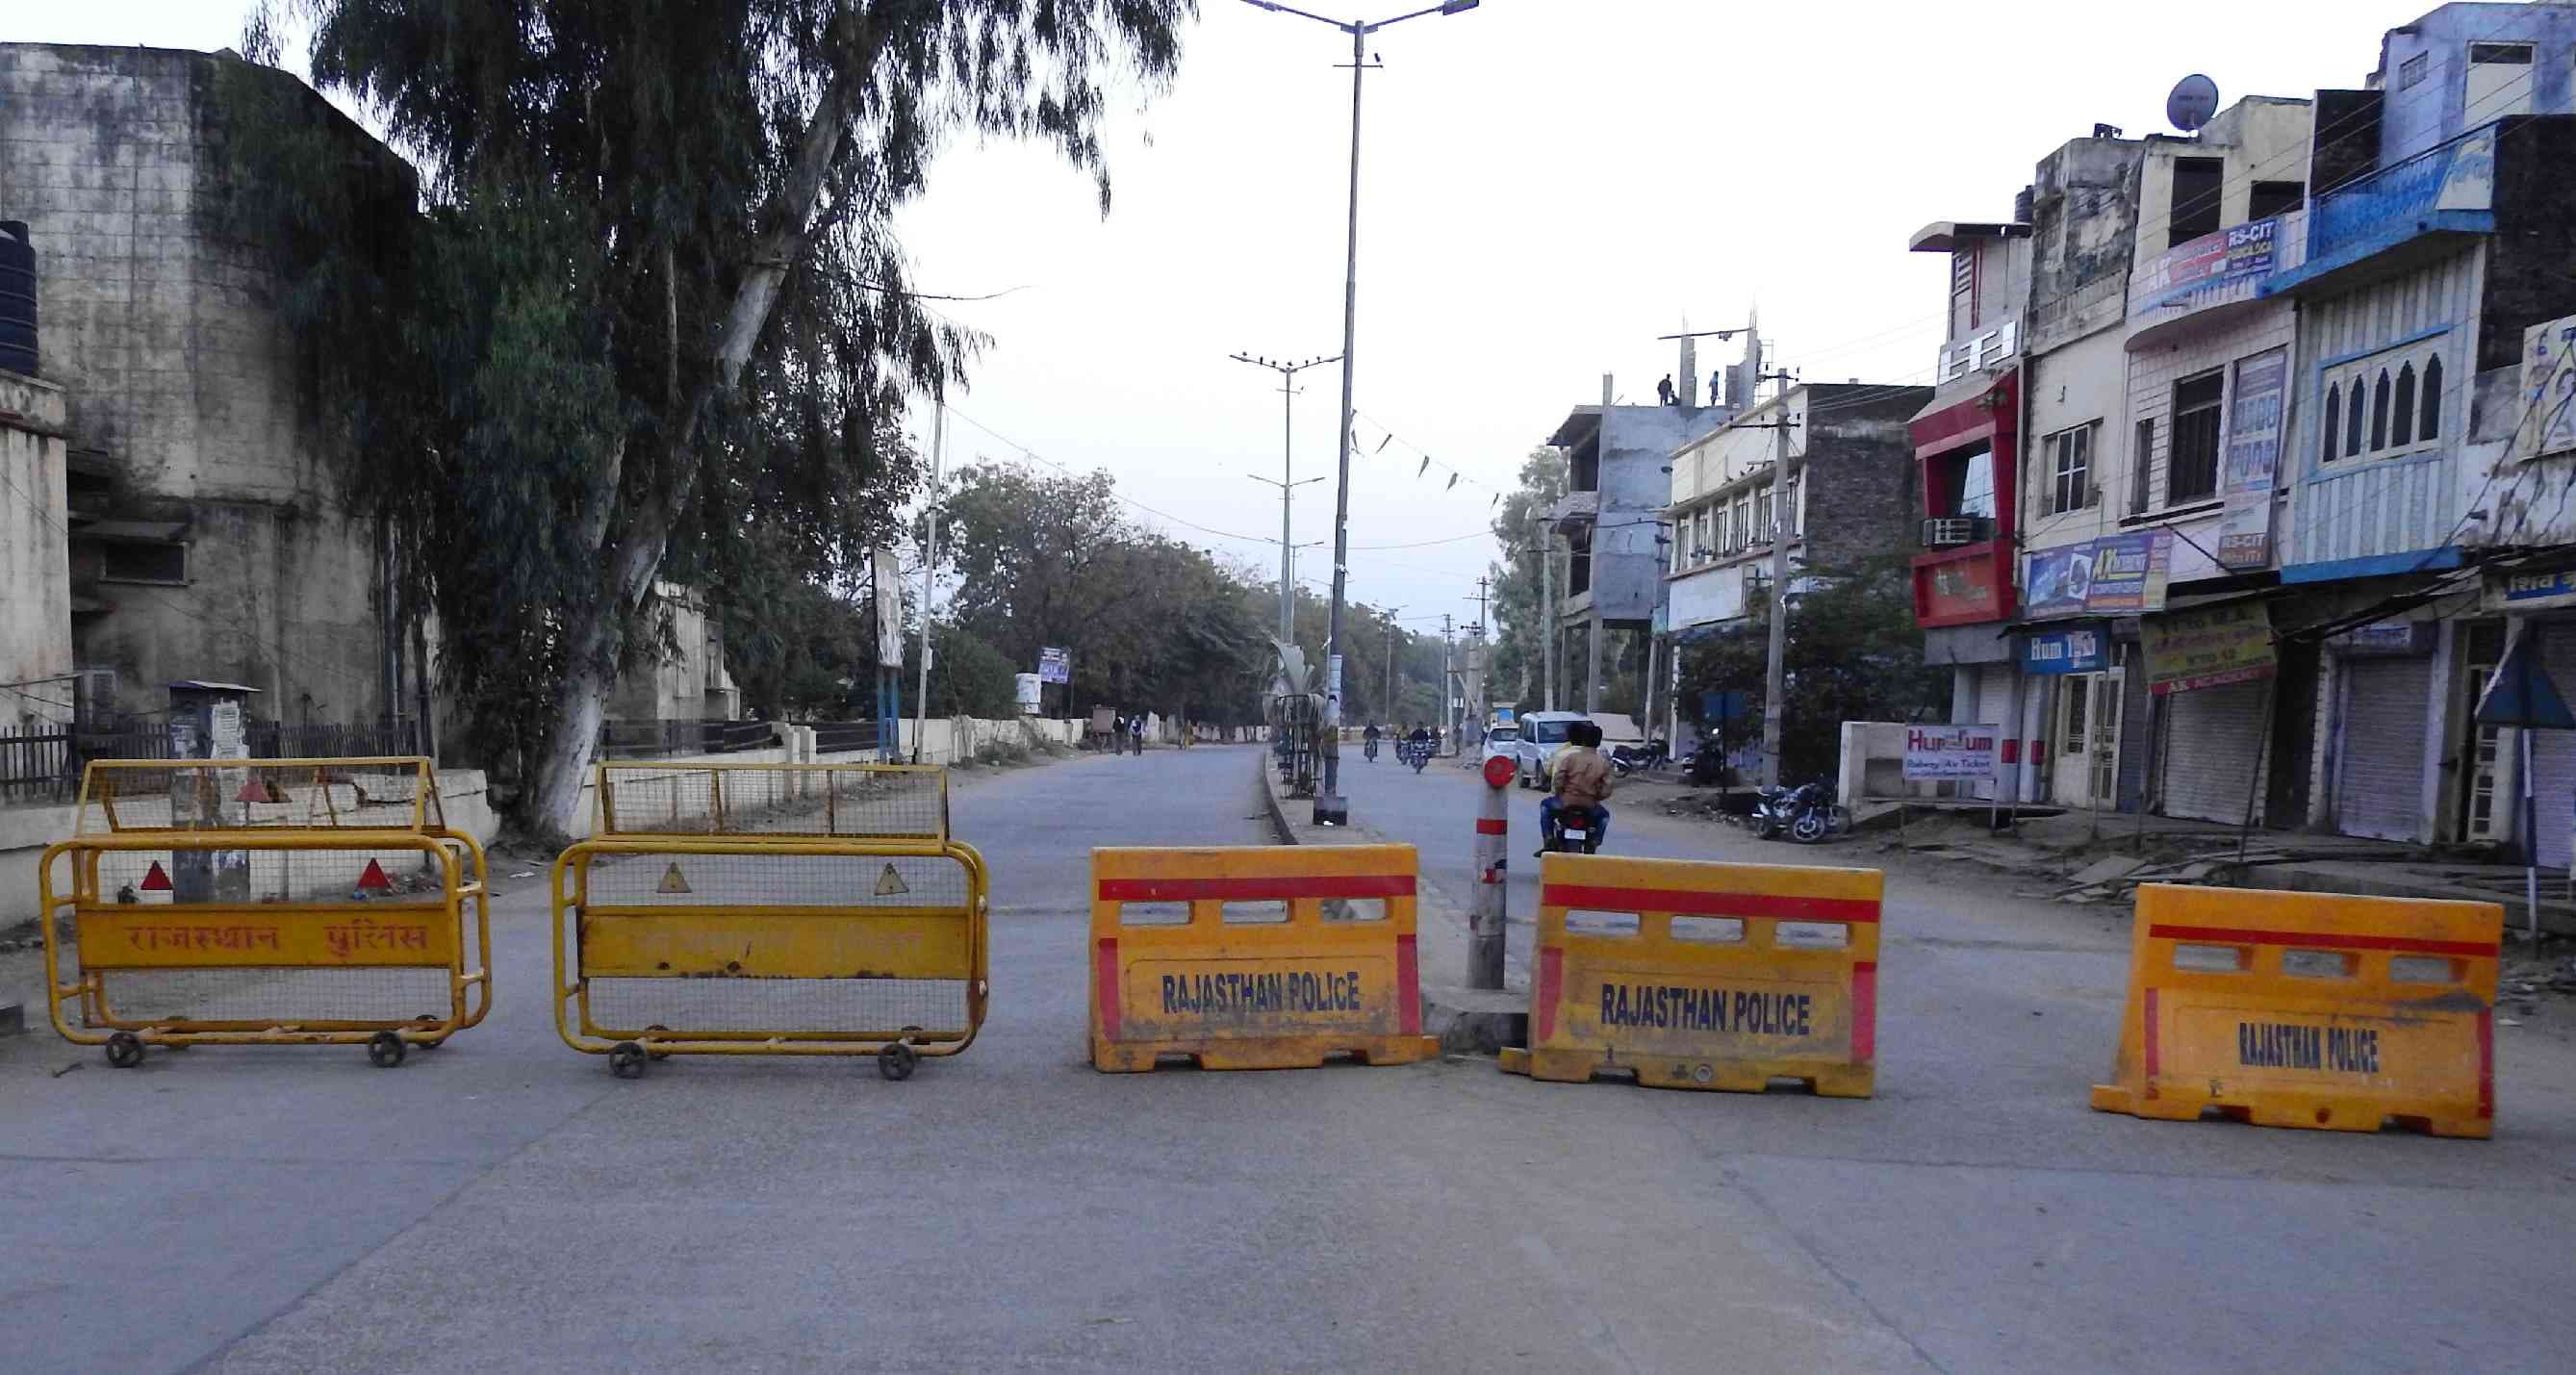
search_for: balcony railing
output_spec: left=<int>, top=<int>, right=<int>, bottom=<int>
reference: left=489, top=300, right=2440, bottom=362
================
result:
left=2304, top=121, right=2497, bottom=267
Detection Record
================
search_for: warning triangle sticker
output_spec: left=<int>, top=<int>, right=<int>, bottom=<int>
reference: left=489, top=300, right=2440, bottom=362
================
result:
left=357, top=858, right=393, bottom=892
left=140, top=860, right=172, bottom=892
left=658, top=861, right=694, bottom=895
left=874, top=863, right=909, bottom=897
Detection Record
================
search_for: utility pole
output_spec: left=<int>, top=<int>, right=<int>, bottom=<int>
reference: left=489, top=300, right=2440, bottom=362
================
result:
left=1230, top=352, right=1337, bottom=641
left=1383, top=609, right=1401, bottom=726
left=1441, top=613, right=1454, bottom=751
left=1537, top=517, right=1557, bottom=713
left=1762, top=378, right=1798, bottom=787
left=911, top=395, right=945, bottom=764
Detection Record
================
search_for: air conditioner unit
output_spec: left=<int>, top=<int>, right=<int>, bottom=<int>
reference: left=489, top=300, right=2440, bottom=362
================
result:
left=1921, top=517, right=1991, bottom=547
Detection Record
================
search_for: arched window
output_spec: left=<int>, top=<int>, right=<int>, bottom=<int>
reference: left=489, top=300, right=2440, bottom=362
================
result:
left=2422, top=355, right=2443, bottom=441
left=2393, top=364, right=2417, bottom=446
left=2323, top=384, right=2341, bottom=462
left=2346, top=380, right=2366, bottom=458
left=2370, top=369, right=2392, bottom=450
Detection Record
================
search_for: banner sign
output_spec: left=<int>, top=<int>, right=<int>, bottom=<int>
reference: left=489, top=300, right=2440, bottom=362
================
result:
left=2142, top=601, right=2275, bottom=696
left=2023, top=625, right=2109, bottom=676
left=871, top=548, right=905, bottom=665
left=2024, top=543, right=2095, bottom=620
left=2082, top=531, right=2174, bottom=615
left=1037, top=647, right=1071, bottom=684
left=2216, top=346, right=2289, bottom=569
left=2519, top=314, right=2576, bottom=463
left=2130, top=217, right=2280, bottom=317
left=1901, top=724, right=2002, bottom=780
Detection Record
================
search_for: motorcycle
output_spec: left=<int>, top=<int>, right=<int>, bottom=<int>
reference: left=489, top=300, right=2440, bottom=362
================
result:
left=1543, top=802, right=1605, bottom=854
left=1609, top=741, right=1668, bottom=778
left=1405, top=740, right=1430, bottom=774
left=1749, top=781, right=1844, bottom=844
left=1365, top=737, right=1380, bottom=762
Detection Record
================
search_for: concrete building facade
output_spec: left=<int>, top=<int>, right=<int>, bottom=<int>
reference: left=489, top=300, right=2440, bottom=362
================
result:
left=1, top=366, right=74, bottom=726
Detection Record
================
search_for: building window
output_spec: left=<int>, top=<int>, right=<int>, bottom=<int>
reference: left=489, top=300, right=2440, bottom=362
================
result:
left=2423, top=355, right=2443, bottom=440
left=100, top=540, right=190, bottom=586
left=2370, top=369, right=2391, bottom=450
left=1952, top=248, right=1978, bottom=330
left=2345, top=383, right=2365, bottom=459
left=2248, top=180, right=2305, bottom=221
left=2467, top=42, right=2536, bottom=121
left=1755, top=487, right=1774, bottom=542
left=2393, top=365, right=2417, bottom=446
left=1700, top=508, right=1716, bottom=562
left=1735, top=495, right=1752, bottom=549
left=2400, top=52, right=2431, bottom=90
left=2169, top=371, right=2225, bottom=503
left=2170, top=157, right=2225, bottom=244
left=2323, top=383, right=2342, bottom=463
left=2132, top=420, right=2155, bottom=515
left=2045, top=422, right=2095, bottom=515
left=1784, top=475, right=1801, bottom=537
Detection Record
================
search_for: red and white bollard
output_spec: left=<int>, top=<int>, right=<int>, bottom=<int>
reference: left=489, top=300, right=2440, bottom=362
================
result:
left=1471, top=753, right=1514, bottom=990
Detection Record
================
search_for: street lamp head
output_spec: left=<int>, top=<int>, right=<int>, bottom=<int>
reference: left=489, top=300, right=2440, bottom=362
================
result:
left=1439, top=0, right=1479, bottom=11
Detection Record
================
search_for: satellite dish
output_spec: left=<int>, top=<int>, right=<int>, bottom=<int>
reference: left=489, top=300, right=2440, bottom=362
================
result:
left=2167, top=74, right=2220, bottom=133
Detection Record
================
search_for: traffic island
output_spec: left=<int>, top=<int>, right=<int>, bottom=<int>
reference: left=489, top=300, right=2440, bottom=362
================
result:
left=1254, top=752, right=1526, bottom=1055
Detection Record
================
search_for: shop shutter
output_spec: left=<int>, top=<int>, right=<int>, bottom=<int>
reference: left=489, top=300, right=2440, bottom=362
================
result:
left=2524, top=629, right=2576, bottom=869
left=2116, top=648, right=2152, bottom=811
left=2160, top=679, right=2268, bottom=824
left=2332, top=658, right=2432, bottom=842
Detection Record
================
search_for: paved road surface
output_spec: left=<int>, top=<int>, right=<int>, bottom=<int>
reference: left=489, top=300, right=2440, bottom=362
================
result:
left=5, top=744, right=2573, bottom=1372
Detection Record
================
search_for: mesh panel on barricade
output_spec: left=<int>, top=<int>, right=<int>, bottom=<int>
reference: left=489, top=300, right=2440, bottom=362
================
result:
left=596, top=763, right=945, bottom=841
left=583, top=850, right=967, bottom=909
left=97, top=968, right=456, bottom=1025
left=77, top=758, right=441, bottom=834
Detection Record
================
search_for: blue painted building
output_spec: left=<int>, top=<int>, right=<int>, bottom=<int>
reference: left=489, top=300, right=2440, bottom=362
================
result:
left=2257, top=3, right=2576, bottom=856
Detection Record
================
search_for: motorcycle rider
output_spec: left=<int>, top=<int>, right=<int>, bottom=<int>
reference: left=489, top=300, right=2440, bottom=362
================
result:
left=1364, top=722, right=1382, bottom=762
left=1539, top=720, right=1615, bottom=855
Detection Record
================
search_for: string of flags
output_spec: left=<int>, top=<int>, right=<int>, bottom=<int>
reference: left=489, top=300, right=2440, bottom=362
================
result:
left=1350, top=409, right=1506, bottom=507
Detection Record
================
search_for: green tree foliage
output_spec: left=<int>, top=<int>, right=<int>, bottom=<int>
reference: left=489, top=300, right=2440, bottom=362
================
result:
left=1487, top=448, right=1568, bottom=703
left=225, top=0, right=1192, bottom=838
left=1676, top=547, right=1950, bottom=782
left=937, top=464, right=1268, bottom=726
left=902, top=624, right=1021, bottom=720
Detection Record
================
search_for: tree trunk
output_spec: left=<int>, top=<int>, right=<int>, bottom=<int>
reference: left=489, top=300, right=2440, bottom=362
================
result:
left=521, top=647, right=611, bottom=845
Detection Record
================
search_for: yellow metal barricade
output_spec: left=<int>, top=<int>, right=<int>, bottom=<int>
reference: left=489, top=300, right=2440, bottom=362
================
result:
left=38, top=758, right=492, bottom=1068
left=553, top=762, right=987, bottom=1079
left=1087, top=844, right=1438, bottom=1072
left=2091, top=884, right=2502, bottom=1137
left=1500, top=853, right=1883, bottom=1096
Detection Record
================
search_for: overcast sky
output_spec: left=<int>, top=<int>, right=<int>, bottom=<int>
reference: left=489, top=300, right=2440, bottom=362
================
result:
left=22, top=0, right=2442, bottom=636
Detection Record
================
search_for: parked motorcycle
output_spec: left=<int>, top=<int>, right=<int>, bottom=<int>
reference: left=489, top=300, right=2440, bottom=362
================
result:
left=1609, top=741, right=1668, bottom=778
left=1749, top=781, right=1845, bottom=844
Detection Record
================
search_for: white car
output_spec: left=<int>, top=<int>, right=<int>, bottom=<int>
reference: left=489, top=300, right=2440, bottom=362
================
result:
left=1511, top=712, right=1590, bottom=789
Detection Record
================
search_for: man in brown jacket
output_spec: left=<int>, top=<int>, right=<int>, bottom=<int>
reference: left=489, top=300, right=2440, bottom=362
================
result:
left=1540, top=720, right=1615, bottom=854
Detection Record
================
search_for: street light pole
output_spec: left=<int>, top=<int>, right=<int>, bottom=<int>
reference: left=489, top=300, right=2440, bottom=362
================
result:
left=1241, top=0, right=1480, bottom=827
left=1231, top=352, right=1338, bottom=642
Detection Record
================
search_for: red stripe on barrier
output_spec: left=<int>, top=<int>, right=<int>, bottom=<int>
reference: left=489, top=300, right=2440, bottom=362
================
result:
left=1396, top=934, right=1421, bottom=1035
left=1542, top=884, right=1878, bottom=924
left=1475, top=818, right=1507, bottom=834
left=2478, top=1009, right=2495, bottom=1119
left=2142, top=986, right=2160, bottom=1097
left=1535, top=945, right=1564, bottom=1044
left=1852, top=961, right=1876, bottom=1064
left=1098, top=875, right=1416, bottom=903
left=2147, top=923, right=2498, bottom=958
left=1094, top=938, right=1123, bottom=1041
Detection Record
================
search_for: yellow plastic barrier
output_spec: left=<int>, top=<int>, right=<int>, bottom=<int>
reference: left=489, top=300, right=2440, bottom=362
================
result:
left=2090, top=884, right=2503, bottom=1137
left=554, top=760, right=987, bottom=1080
left=1500, top=853, right=1882, bottom=1096
left=1088, top=844, right=1438, bottom=1071
left=38, top=758, right=491, bottom=1068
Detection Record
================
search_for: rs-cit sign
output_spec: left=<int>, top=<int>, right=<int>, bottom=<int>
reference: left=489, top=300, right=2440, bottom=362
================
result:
left=1901, top=724, right=2000, bottom=780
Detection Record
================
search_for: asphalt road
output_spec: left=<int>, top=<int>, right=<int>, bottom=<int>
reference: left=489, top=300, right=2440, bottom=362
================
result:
left=5, top=743, right=2574, bottom=1373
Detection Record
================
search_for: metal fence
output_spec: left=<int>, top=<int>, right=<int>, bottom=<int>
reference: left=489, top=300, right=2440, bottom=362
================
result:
left=0, top=720, right=424, bottom=806
left=596, top=718, right=779, bottom=760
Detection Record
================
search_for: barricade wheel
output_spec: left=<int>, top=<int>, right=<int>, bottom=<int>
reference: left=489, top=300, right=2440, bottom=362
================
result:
left=609, top=1042, right=649, bottom=1080
left=645, top=1025, right=674, bottom=1061
left=367, top=1031, right=408, bottom=1069
left=878, top=1042, right=918, bottom=1082
left=412, top=1014, right=443, bottom=1049
left=104, top=1031, right=145, bottom=1069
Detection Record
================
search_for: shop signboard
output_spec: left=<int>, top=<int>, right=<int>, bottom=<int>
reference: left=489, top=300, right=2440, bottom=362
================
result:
left=2216, top=346, right=2288, bottom=568
left=2129, top=216, right=2280, bottom=317
left=1901, top=723, right=2002, bottom=780
left=2487, top=567, right=2576, bottom=613
left=1921, top=549, right=2006, bottom=624
left=2022, top=625, right=2109, bottom=676
left=2082, top=531, right=2174, bottom=615
left=1037, top=647, right=1071, bottom=684
left=2024, top=542, right=2094, bottom=619
left=2142, top=600, right=2276, bottom=696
